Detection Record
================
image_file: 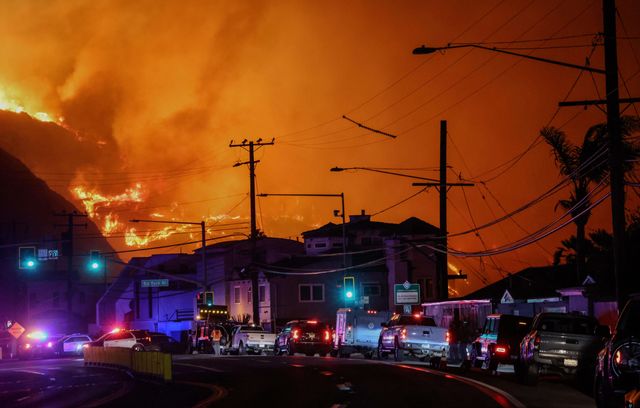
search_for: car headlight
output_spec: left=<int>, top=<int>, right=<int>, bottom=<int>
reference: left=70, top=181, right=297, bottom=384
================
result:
left=612, top=342, right=640, bottom=377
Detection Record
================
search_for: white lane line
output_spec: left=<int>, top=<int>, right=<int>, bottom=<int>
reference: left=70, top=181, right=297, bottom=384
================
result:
left=336, top=382, right=352, bottom=391
left=174, top=363, right=225, bottom=373
left=16, top=395, right=31, bottom=402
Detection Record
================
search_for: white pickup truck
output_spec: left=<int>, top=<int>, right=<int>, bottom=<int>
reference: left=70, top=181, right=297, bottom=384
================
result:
left=228, top=325, right=277, bottom=355
left=378, top=314, right=449, bottom=366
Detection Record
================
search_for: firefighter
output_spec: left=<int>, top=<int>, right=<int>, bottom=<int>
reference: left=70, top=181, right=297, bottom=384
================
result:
left=210, top=326, right=222, bottom=355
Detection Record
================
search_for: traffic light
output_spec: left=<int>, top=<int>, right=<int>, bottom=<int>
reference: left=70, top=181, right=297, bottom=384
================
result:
left=18, top=247, right=37, bottom=270
left=344, top=276, right=355, bottom=300
left=204, top=291, right=214, bottom=306
left=88, top=250, right=102, bottom=271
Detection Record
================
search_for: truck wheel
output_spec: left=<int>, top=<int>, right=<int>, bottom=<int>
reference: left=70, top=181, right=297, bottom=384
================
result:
left=319, top=353, right=327, bottom=357
left=287, top=342, right=294, bottom=356
left=470, top=345, right=482, bottom=368
left=273, top=342, right=280, bottom=356
left=239, top=342, right=246, bottom=355
left=377, top=342, right=388, bottom=360
left=393, top=338, right=403, bottom=362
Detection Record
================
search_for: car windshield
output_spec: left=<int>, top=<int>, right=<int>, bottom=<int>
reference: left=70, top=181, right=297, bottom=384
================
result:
left=240, top=326, right=264, bottom=332
left=617, top=300, right=640, bottom=337
left=396, top=316, right=436, bottom=326
left=535, top=315, right=597, bottom=335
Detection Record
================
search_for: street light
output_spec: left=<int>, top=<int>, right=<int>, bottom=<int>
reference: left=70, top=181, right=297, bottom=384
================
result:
left=414, top=2, right=631, bottom=309
left=130, top=219, right=209, bottom=289
left=257, top=192, right=348, bottom=269
left=330, top=166, right=439, bottom=182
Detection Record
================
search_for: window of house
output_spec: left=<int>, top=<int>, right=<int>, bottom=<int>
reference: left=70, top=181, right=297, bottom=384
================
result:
left=247, top=287, right=252, bottom=303
left=52, top=291, right=60, bottom=308
left=259, top=285, right=266, bottom=303
left=234, top=287, right=241, bottom=304
left=362, top=283, right=381, bottom=297
left=299, top=284, right=324, bottom=302
left=314, top=242, right=327, bottom=248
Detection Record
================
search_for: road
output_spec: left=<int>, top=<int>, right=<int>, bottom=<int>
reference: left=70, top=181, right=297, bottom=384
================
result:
left=0, top=354, right=596, bottom=407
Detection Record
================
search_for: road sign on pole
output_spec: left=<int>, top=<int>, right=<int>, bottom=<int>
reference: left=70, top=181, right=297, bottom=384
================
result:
left=141, top=279, right=169, bottom=288
left=8, top=322, right=25, bottom=339
left=394, top=281, right=421, bottom=305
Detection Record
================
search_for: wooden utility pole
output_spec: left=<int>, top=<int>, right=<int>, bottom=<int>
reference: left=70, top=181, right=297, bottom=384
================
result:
left=54, top=211, right=87, bottom=313
left=230, top=139, right=275, bottom=325
left=413, top=120, right=473, bottom=300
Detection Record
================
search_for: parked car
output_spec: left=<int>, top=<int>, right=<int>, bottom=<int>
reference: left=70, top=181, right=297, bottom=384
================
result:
left=594, top=295, right=640, bottom=408
left=54, top=333, right=93, bottom=356
left=274, top=320, right=332, bottom=357
left=519, top=312, right=610, bottom=385
left=17, top=331, right=62, bottom=359
left=227, top=325, right=276, bottom=355
left=333, top=308, right=392, bottom=359
left=377, top=313, right=449, bottom=365
left=469, top=314, right=532, bottom=371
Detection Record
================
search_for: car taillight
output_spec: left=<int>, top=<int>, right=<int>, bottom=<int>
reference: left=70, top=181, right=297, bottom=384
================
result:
left=445, top=331, right=450, bottom=344
left=24, top=343, right=31, bottom=349
left=324, top=330, right=330, bottom=342
left=292, top=329, right=299, bottom=340
left=47, top=342, right=53, bottom=348
left=495, top=346, right=508, bottom=354
left=534, top=334, right=541, bottom=350
left=400, top=328, right=407, bottom=340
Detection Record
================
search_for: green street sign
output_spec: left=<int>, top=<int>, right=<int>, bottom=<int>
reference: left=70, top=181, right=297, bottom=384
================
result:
left=141, top=279, right=169, bottom=288
left=394, top=281, right=421, bottom=305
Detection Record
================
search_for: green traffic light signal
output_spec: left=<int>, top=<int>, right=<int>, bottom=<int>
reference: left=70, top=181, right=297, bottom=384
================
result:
left=88, top=250, right=102, bottom=272
left=19, top=247, right=37, bottom=270
left=344, top=276, right=355, bottom=300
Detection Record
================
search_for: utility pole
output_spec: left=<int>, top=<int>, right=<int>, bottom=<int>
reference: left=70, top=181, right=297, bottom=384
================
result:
left=413, top=120, right=473, bottom=300
left=230, top=139, right=275, bottom=325
left=54, top=211, right=87, bottom=313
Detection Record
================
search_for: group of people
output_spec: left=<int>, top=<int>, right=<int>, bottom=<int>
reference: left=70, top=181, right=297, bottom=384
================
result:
left=447, top=311, right=476, bottom=364
left=187, top=323, right=227, bottom=355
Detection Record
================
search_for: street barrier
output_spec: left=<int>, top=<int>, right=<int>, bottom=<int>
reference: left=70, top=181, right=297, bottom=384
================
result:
left=83, top=347, right=172, bottom=382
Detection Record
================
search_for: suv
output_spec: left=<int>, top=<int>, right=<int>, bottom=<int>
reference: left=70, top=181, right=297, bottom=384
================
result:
left=17, top=331, right=62, bottom=359
left=86, top=329, right=153, bottom=351
left=274, top=320, right=332, bottom=357
left=55, top=333, right=92, bottom=356
left=470, top=314, right=532, bottom=371
left=594, top=296, right=640, bottom=407
left=519, top=312, right=609, bottom=385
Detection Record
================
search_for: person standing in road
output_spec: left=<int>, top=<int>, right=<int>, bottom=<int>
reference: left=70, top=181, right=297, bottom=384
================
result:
left=211, top=327, right=222, bottom=355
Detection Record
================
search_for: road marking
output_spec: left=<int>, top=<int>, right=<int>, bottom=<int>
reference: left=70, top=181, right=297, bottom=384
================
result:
left=289, top=364, right=304, bottom=368
left=178, top=381, right=227, bottom=408
left=174, top=363, right=225, bottom=373
left=16, top=395, right=31, bottom=402
left=395, top=364, right=526, bottom=408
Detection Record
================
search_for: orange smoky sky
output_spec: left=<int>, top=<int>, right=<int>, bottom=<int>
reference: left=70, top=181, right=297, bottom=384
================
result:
left=0, top=0, right=639, bottom=294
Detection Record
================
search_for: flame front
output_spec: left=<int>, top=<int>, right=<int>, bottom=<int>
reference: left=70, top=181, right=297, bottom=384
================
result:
left=0, top=87, right=60, bottom=123
left=73, top=183, right=144, bottom=217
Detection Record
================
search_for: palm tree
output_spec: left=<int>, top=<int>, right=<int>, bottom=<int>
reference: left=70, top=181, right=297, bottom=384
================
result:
left=541, top=116, right=639, bottom=284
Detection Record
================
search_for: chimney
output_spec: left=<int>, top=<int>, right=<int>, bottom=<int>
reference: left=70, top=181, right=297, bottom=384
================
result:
left=349, top=209, right=370, bottom=223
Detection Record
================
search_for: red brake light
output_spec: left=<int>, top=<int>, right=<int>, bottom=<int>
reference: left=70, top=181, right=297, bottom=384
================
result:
left=495, top=346, right=508, bottom=354
left=292, top=329, right=299, bottom=340
left=400, top=328, right=407, bottom=340
left=445, top=331, right=450, bottom=344
left=324, top=330, right=330, bottom=341
left=414, top=313, right=421, bottom=318
left=307, top=320, right=317, bottom=324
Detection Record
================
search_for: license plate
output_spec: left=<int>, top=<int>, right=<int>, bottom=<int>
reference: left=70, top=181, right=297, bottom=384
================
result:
left=308, top=333, right=315, bottom=339
left=564, top=359, right=578, bottom=367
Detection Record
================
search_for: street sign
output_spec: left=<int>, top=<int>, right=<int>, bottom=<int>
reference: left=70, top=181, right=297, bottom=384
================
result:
left=8, top=322, right=25, bottom=339
left=141, top=279, right=169, bottom=288
left=394, top=281, right=421, bottom=305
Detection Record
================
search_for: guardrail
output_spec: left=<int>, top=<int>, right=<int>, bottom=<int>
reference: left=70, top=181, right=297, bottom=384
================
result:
left=83, top=347, right=172, bottom=382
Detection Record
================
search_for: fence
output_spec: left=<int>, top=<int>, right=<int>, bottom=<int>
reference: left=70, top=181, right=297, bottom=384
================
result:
left=83, top=347, right=172, bottom=382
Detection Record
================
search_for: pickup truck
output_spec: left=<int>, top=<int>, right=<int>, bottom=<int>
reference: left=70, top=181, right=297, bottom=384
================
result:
left=518, top=312, right=610, bottom=385
left=228, top=325, right=276, bottom=355
left=378, top=313, right=449, bottom=365
left=334, top=308, right=392, bottom=359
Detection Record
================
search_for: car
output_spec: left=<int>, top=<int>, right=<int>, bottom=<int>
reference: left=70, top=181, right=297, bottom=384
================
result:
left=519, top=312, right=610, bottom=385
left=333, top=308, right=392, bottom=359
left=228, top=325, right=277, bottom=355
left=274, top=320, right=332, bottom=357
left=377, top=313, right=449, bottom=365
left=594, top=295, right=640, bottom=408
left=469, top=314, right=532, bottom=371
left=85, top=329, right=152, bottom=352
left=17, top=331, right=62, bottom=359
left=145, top=333, right=184, bottom=353
left=54, top=333, right=93, bottom=356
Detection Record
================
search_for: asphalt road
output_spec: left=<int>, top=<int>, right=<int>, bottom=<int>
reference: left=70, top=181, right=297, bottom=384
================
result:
left=0, top=354, right=596, bottom=407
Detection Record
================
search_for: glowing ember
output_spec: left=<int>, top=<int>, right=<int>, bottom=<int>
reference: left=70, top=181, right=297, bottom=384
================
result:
left=72, top=183, right=144, bottom=217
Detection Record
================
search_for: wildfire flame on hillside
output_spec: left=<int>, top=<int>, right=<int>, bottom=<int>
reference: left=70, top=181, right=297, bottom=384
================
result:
left=0, top=88, right=61, bottom=123
left=72, top=184, right=144, bottom=217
